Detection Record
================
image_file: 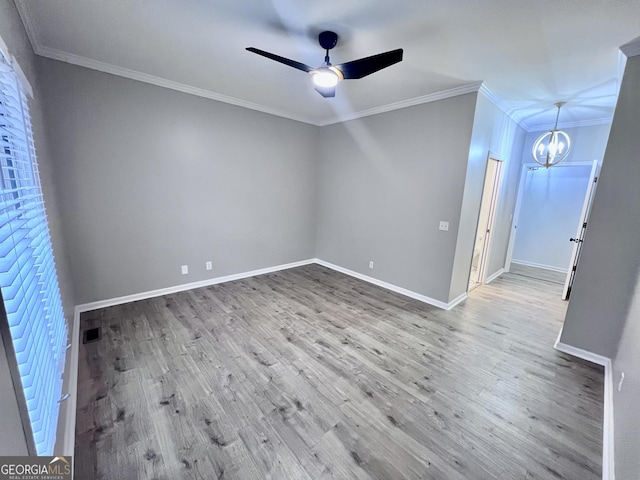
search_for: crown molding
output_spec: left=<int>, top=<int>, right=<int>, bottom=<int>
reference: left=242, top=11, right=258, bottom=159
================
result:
left=18, top=1, right=311, bottom=122
left=12, top=0, right=628, bottom=131
left=12, top=3, right=486, bottom=126
left=35, top=42, right=486, bottom=127
left=23, top=43, right=619, bottom=133
left=478, top=83, right=531, bottom=131
left=317, top=81, right=483, bottom=126
left=14, top=0, right=41, bottom=54
left=527, top=116, right=613, bottom=132
left=479, top=84, right=613, bottom=133
left=37, top=45, right=317, bottom=125
left=559, top=117, right=613, bottom=129
left=620, top=37, right=640, bottom=58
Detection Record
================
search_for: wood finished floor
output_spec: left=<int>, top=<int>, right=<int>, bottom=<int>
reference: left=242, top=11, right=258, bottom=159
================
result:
left=76, top=265, right=603, bottom=480
left=509, top=263, right=567, bottom=285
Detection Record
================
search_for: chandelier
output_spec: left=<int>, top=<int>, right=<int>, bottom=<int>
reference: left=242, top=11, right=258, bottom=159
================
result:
left=532, top=102, right=571, bottom=168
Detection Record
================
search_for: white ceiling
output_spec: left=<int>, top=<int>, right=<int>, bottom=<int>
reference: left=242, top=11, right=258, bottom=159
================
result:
left=15, top=0, right=640, bottom=130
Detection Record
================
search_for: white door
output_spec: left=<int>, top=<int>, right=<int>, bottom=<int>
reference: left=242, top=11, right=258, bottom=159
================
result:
left=562, top=160, right=599, bottom=300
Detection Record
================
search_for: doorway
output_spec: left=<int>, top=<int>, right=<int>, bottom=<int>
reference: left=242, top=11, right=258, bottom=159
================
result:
left=469, top=157, right=503, bottom=290
left=505, top=161, right=597, bottom=296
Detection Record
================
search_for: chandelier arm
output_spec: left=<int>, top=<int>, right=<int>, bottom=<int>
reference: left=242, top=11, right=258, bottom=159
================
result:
left=546, top=104, right=562, bottom=165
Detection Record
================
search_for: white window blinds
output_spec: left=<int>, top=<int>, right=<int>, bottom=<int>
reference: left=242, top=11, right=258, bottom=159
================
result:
left=0, top=50, right=67, bottom=455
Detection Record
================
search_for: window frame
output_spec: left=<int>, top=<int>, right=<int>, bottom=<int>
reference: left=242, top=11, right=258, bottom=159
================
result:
left=0, top=44, right=67, bottom=456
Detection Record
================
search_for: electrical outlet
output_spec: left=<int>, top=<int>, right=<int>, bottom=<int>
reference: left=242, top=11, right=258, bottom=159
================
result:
left=369, top=261, right=374, bottom=269
left=181, top=265, right=189, bottom=275
left=618, top=372, right=625, bottom=392
left=439, top=221, right=449, bottom=231
left=205, top=261, right=212, bottom=271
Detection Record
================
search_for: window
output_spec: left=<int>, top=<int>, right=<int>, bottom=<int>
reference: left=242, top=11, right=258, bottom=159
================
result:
left=0, top=48, right=67, bottom=455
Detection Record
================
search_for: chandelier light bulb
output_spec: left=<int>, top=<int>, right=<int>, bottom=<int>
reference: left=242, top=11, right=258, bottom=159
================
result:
left=532, top=102, right=571, bottom=168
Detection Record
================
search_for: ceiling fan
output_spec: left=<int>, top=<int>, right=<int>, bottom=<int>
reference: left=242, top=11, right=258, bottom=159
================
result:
left=246, top=31, right=403, bottom=98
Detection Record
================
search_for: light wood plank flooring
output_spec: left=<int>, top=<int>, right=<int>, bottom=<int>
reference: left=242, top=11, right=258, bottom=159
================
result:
left=509, top=263, right=567, bottom=285
left=76, top=264, right=603, bottom=479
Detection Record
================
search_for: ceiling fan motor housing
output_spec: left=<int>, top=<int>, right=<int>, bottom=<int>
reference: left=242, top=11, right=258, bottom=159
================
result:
left=319, top=31, right=338, bottom=50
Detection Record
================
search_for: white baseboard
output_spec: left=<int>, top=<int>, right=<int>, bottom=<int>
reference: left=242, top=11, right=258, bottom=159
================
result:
left=554, top=340, right=610, bottom=367
left=447, top=292, right=468, bottom=309
left=554, top=339, right=614, bottom=480
left=314, top=259, right=466, bottom=310
left=603, top=362, right=615, bottom=480
left=74, top=258, right=316, bottom=314
left=511, top=259, right=568, bottom=273
left=485, top=268, right=504, bottom=284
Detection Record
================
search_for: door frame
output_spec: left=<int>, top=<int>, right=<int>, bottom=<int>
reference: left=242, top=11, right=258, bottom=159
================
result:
left=504, top=161, right=597, bottom=272
left=469, top=155, right=504, bottom=288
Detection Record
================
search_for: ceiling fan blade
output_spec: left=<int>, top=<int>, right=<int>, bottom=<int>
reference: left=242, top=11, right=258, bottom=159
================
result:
left=314, top=85, right=336, bottom=98
left=334, top=49, right=403, bottom=79
left=246, top=47, right=314, bottom=73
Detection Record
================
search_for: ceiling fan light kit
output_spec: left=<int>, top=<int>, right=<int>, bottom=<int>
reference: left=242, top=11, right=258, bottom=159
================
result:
left=311, top=67, right=342, bottom=88
left=246, top=31, right=403, bottom=98
left=532, top=102, right=572, bottom=168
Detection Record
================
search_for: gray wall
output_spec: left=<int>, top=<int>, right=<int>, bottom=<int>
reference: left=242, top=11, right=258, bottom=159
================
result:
left=315, top=94, right=477, bottom=304
left=0, top=0, right=74, bottom=455
left=612, top=274, right=640, bottom=480
left=449, top=92, right=526, bottom=300
left=38, top=58, right=319, bottom=305
left=557, top=50, right=640, bottom=480
left=485, top=125, right=525, bottom=279
left=560, top=53, right=640, bottom=359
left=314, top=91, right=525, bottom=305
